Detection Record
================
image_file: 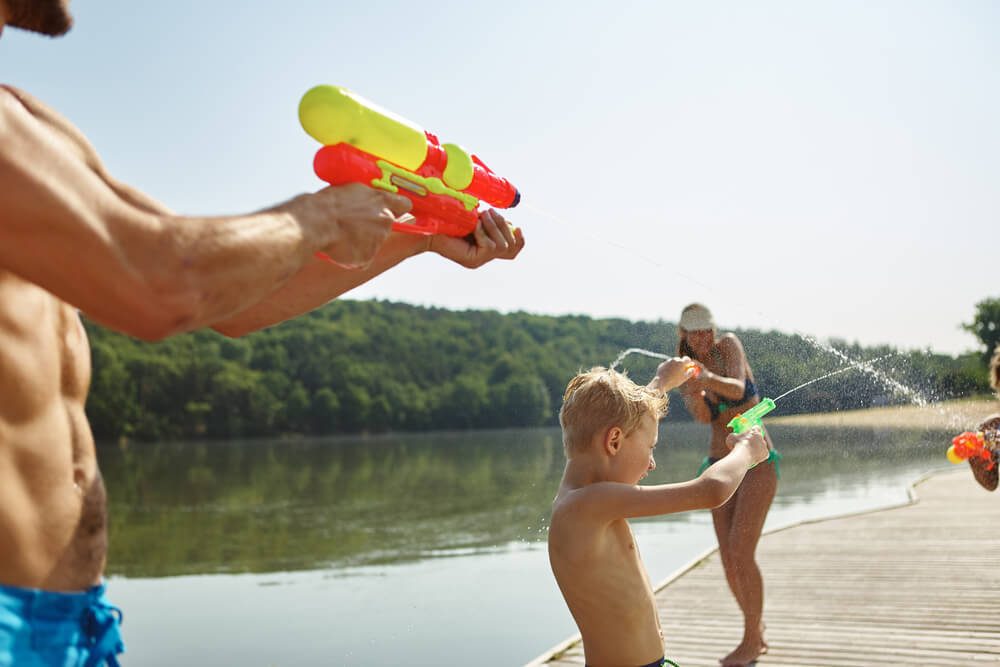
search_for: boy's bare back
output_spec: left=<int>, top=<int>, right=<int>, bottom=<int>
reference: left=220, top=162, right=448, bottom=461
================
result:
left=549, top=484, right=665, bottom=665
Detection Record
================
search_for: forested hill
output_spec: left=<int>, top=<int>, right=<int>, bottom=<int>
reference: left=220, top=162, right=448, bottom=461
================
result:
left=84, top=299, right=988, bottom=442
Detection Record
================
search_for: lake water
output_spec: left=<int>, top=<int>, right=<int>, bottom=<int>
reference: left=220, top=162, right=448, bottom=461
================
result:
left=98, top=421, right=957, bottom=666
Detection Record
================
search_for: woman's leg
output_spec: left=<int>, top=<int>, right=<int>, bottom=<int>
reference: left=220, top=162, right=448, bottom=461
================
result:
left=717, top=462, right=777, bottom=666
left=712, top=484, right=757, bottom=659
left=711, top=492, right=740, bottom=602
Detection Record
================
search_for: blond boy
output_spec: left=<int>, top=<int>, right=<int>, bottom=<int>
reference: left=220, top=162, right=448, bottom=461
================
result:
left=548, top=362, right=769, bottom=667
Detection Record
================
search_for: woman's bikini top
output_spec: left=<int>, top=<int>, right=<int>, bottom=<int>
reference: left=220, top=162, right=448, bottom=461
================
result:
left=703, top=376, right=759, bottom=421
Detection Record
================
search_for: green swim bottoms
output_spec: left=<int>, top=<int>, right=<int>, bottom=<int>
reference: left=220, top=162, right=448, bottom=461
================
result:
left=697, top=448, right=782, bottom=479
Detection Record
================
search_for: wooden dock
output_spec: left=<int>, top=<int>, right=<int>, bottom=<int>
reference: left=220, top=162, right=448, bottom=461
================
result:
left=527, top=469, right=1000, bottom=666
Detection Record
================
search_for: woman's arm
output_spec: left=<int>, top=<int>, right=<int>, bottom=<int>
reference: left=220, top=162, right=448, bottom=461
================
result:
left=678, top=383, right=713, bottom=423
left=646, top=357, right=694, bottom=393
left=696, top=333, right=750, bottom=401
left=650, top=357, right=711, bottom=421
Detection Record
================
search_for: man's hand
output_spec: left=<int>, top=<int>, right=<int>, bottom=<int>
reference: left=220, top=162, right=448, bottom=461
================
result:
left=299, top=184, right=412, bottom=269
left=427, top=209, right=525, bottom=268
left=726, top=427, right=770, bottom=467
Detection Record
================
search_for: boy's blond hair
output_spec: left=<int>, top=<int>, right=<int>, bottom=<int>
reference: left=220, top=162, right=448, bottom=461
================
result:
left=559, top=367, right=669, bottom=456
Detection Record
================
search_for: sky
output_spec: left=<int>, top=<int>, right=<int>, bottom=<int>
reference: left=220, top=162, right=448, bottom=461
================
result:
left=2, top=0, right=997, bottom=356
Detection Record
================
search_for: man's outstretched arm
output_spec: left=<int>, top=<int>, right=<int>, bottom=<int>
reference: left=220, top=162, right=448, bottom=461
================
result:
left=212, top=209, right=525, bottom=337
left=0, top=84, right=410, bottom=340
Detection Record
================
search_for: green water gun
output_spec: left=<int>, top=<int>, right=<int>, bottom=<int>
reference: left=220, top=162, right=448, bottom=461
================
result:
left=727, top=398, right=776, bottom=434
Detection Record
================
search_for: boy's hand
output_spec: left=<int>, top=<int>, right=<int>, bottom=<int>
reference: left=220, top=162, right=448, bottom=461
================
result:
left=726, top=427, right=770, bottom=467
left=653, top=356, right=698, bottom=392
left=428, top=209, right=525, bottom=268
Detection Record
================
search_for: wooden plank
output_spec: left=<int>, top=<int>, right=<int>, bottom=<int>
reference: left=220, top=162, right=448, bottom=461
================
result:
left=528, top=469, right=1000, bottom=666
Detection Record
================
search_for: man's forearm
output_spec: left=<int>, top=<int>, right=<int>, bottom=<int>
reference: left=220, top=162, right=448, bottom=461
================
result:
left=212, top=232, right=427, bottom=337
left=138, top=208, right=316, bottom=332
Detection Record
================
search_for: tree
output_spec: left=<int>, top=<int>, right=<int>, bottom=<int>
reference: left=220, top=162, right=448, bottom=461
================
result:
left=963, top=297, right=1000, bottom=362
left=84, top=298, right=990, bottom=440
left=492, top=375, right=551, bottom=427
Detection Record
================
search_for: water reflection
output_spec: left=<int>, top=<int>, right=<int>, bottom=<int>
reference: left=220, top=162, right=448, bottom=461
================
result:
left=100, top=422, right=950, bottom=578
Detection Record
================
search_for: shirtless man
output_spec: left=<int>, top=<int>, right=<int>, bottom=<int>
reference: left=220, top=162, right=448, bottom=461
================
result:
left=0, top=2, right=524, bottom=664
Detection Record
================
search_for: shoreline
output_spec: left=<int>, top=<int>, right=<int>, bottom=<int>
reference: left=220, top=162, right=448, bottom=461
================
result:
left=767, top=396, right=996, bottom=430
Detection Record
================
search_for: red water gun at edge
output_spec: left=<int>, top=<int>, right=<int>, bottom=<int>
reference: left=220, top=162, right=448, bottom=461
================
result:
left=947, top=431, right=995, bottom=469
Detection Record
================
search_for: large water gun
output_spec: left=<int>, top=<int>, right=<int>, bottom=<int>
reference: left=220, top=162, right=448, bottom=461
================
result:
left=299, top=85, right=520, bottom=237
left=947, top=431, right=995, bottom=469
left=727, top=398, right=776, bottom=435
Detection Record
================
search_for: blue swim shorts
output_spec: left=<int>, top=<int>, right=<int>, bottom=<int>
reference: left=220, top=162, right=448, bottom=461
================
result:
left=0, top=581, right=124, bottom=667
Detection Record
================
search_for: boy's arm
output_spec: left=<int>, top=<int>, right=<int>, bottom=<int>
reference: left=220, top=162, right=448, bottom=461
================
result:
left=0, top=85, right=409, bottom=341
left=583, top=430, right=769, bottom=521
left=212, top=209, right=524, bottom=337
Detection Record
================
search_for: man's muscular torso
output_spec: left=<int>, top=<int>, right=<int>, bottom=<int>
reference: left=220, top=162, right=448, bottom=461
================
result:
left=0, top=270, right=106, bottom=591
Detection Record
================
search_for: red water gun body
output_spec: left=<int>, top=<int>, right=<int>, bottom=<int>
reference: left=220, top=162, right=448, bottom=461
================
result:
left=299, top=85, right=519, bottom=238
left=948, top=431, right=995, bottom=469
left=313, top=140, right=518, bottom=238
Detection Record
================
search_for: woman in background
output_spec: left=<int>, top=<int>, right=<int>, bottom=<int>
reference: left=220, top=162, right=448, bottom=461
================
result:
left=675, top=303, right=780, bottom=667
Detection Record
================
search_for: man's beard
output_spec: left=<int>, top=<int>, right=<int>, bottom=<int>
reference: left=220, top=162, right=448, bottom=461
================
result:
left=5, top=0, right=73, bottom=37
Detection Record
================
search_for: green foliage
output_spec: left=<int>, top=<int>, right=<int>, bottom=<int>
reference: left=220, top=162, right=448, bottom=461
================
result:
left=84, top=300, right=990, bottom=441
left=963, top=297, right=1000, bottom=362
